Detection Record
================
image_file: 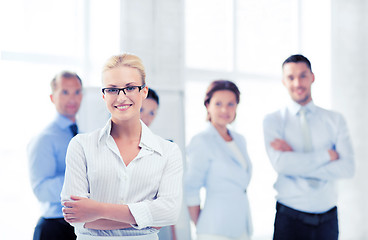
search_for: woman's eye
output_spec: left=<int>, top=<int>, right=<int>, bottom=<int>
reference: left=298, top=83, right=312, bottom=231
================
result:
left=107, top=89, right=118, bottom=93
left=126, top=87, right=136, bottom=92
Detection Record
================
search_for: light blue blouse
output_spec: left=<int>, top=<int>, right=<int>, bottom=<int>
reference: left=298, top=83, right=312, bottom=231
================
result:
left=263, top=101, right=355, bottom=213
left=184, top=123, right=253, bottom=238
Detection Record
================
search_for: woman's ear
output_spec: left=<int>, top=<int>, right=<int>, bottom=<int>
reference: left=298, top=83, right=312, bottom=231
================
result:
left=142, top=86, right=149, bottom=99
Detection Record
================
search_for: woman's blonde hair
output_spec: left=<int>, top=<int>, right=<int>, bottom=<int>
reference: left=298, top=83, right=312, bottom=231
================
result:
left=102, top=53, right=146, bottom=84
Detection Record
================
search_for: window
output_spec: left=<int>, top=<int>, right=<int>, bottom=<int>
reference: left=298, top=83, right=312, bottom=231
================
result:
left=236, top=0, right=298, bottom=75
left=185, top=0, right=234, bottom=71
left=0, top=1, right=120, bottom=239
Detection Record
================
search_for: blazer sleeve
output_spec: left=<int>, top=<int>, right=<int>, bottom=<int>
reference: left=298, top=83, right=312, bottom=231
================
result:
left=184, top=134, right=212, bottom=206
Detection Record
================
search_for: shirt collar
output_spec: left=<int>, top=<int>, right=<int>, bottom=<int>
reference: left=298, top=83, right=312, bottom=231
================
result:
left=139, top=120, right=163, bottom=156
left=206, top=122, right=235, bottom=139
left=287, top=100, right=316, bottom=116
left=98, top=119, right=163, bottom=156
left=55, top=113, right=75, bottom=130
left=206, top=122, right=220, bottom=136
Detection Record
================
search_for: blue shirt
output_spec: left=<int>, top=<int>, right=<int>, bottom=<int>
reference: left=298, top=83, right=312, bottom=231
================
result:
left=263, top=101, right=355, bottom=213
left=28, top=114, right=76, bottom=218
left=184, top=123, right=253, bottom=238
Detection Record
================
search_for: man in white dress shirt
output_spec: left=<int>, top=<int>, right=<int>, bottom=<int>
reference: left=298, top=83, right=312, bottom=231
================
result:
left=263, top=54, right=355, bottom=240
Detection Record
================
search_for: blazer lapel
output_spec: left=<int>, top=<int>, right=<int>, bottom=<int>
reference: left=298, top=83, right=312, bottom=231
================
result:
left=231, top=131, right=250, bottom=171
left=208, top=124, right=245, bottom=168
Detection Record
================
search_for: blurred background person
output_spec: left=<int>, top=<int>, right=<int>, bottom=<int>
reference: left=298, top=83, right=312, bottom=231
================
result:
left=263, top=54, right=354, bottom=240
left=140, top=88, right=160, bottom=128
left=184, top=80, right=253, bottom=240
left=28, top=71, right=83, bottom=240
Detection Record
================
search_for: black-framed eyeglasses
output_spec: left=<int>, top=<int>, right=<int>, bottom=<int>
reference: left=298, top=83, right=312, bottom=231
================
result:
left=102, top=84, right=146, bottom=96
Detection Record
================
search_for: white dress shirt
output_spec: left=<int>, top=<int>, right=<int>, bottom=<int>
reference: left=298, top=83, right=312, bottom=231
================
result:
left=61, top=119, right=183, bottom=238
left=263, top=100, right=355, bottom=213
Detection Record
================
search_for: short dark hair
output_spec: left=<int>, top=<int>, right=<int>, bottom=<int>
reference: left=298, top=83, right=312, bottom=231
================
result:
left=204, top=80, right=240, bottom=122
left=282, top=54, right=312, bottom=72
left=147, top=88, right=159, bottom=105
left=51, top=71, right=82, bottom=92
left=204, top=80, right=240, bottom=107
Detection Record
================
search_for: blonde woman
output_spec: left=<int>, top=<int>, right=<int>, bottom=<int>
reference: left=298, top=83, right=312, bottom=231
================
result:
left=61, top=53, right=183, bottom=240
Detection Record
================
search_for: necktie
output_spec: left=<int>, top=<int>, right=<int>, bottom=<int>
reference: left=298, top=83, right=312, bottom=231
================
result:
left=70, top=123, right=78, bottom=137
left=299, top=107, right=319, bottom=188
left=299, top=107, right=312, bottom=152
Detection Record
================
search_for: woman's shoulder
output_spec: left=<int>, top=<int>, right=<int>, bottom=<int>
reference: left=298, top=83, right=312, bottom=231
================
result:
left=142, top=126, right=181, bottom=155
left=71, top=127, right=104, bottom=145
left=187, top=129, right=216, bottom=150
left=191, top=130, right=211, bottom=142
left=194, top=125, right=218, bottom=138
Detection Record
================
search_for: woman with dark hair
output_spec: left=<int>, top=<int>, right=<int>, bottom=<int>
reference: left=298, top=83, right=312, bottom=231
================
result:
left=184, top=80, right=253, bottom=240
left=140, top=88, right=159, bottom=127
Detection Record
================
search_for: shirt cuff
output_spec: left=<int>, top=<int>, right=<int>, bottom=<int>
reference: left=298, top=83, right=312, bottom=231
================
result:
left=71, top=222, right=86, bottom=229
left=316, top=149, right=331, bottom=163
left=127, top=202, right=153, bottom=229
left=185, top=194, right=200, bottom=206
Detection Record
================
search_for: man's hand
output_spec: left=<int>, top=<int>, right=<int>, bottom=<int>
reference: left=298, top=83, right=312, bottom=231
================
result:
left=328, top=149, right=339, bottom=161
left=270, top=138, right=293, bottom=152
left=63, top=196, right=102, bottom=223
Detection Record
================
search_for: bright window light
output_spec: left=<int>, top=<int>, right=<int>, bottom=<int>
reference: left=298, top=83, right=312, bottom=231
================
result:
left=0, top=1, right=120, bottom=239
left=185, top=0, right=234, bottom=71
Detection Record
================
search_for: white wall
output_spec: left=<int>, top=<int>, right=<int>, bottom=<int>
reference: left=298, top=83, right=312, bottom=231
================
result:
left=331, top=1, right=368, bottom=239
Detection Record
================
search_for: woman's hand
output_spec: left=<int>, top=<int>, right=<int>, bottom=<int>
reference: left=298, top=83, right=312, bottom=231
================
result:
left=63, top=195, right=103, bottom=223
left=188, top=206, right=200, bottom=225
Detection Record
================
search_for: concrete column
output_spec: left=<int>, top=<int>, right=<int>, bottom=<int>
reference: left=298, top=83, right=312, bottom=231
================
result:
left=331, top=1, right=368, bottom=239
left=119, top=1, right=191, bottom=239
left=120, top=0, right=184, bottom=88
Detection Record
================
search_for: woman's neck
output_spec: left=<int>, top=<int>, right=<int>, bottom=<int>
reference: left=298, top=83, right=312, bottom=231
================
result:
left=110, top=119, right=141, bottom=141
left=212, top=122, right=232, bottom=142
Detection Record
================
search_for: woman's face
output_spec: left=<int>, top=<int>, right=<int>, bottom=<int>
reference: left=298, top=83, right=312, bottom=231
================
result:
left=102, top=66, right=148, bottom=123
left=206, top=90, right=238, bottom=128
left=140, top=98, right=159, bottom=127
